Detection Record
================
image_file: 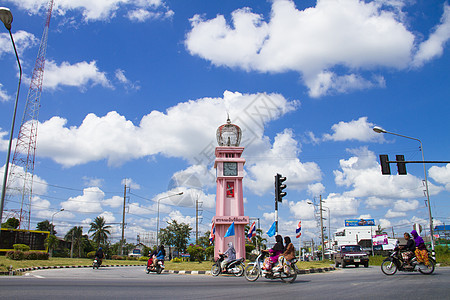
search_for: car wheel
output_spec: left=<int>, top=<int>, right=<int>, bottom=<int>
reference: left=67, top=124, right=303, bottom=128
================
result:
left=335, top=261, right=339, bottom=267
left=364, top=262, right=369, bottom=268
left=342, top=261, right=346, bottom=268
left=355, top=263, right=359, bottom=268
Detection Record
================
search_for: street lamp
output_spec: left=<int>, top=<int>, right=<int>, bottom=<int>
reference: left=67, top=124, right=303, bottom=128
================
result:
left=373, top=126, right=435, bottom=257
left=0, top=7, right=22, bottom=229
left=156, top=192, right=183, bottom=246
left=51, top=209, right=64, bottom=236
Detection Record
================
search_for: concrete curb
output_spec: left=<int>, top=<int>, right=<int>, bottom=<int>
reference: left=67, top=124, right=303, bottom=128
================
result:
left=2, top=265, right=336, bottom=276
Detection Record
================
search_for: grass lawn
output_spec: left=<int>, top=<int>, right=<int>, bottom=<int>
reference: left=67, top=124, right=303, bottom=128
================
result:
left=0, top=256, right=334, bottom=273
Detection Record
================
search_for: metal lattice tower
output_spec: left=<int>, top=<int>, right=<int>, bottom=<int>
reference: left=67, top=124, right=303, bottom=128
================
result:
left=4, top=0, right=54, bottom=229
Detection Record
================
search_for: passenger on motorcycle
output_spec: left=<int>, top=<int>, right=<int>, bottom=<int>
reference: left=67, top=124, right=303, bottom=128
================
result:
left=276, top=236, right=295, bottom=272
left=262, top=235, right=284, bottom=271
left=94, top=247, right=104, bottom=265
left=411, top=230, right=429, bottom=266
left=219, top=242, right=236, bottom=269
left=399, top=232, right=415, bottom=267
left=147, top=250, right=157, bottom=268
left=153, top=245, right=166, bottom=267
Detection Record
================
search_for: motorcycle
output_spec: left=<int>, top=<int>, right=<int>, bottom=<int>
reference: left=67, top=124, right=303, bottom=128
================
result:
left=381, top=247, right=435, bottom=275
left=146, top=259, right=165, bottom=274
left=93, top=256, right=102, bottom=269
left=244, top=251, right=298, bottom=283
left=211, top=254, right=245, bottom=276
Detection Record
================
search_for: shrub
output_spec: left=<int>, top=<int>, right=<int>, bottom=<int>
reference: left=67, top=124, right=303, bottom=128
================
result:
left=171, top=257, right=182, bottom=263
left=24, top=251, right=38, bottom=260
left=13, top=244, right=30, bottom=252
left=187, top=245, right=205, bottom=262
left=6, top=251, right=25, bottom=260
left=139, top=256, right=148, bottom=261
left=87, top=251, right=96, bottom=259
left=111, top=255, right=124, bottom=260
left=35, top=252, right=49, bottom=260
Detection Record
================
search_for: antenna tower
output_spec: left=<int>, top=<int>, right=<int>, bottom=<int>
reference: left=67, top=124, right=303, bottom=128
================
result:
left=4, top=0, right=54, bottom=229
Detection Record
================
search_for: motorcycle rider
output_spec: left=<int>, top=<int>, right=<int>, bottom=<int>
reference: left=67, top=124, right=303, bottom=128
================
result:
left=219, top=242, right=236, bottom=270
left=262, top=235, right=284, bottom=271
left=399, top=232, right=415, bottom=267
left=411, top=230, right=429, bottom=266
left=275, top=236, right=295, bottom=272
left=153, top=245, right=166, bottom=267
left=94, top=247, right=104, bottom=266
left=147, top=249, right=157, bottom=269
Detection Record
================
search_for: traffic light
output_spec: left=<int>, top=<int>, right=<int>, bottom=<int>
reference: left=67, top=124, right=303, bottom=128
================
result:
left=379, top=155, right=391, bottom=175
left=275, top=173, right=287, bottom=202
left=396, top=155, right=407, bottom=175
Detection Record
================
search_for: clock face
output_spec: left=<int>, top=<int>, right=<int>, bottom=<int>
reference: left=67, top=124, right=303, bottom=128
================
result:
left=223, top=162, right=238, bottom=176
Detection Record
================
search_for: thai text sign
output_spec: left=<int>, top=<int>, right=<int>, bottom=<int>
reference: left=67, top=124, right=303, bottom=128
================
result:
left=213, top=216, right=249, bottom=224
left=372, top=234, right=388, bottom=246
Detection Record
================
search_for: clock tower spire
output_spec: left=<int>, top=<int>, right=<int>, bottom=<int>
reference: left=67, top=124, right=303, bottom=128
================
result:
left=213, top=117, right=249, bottom=260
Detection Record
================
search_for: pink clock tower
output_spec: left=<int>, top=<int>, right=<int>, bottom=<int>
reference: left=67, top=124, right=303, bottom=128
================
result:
left=213, top=117, right=249, bottom=259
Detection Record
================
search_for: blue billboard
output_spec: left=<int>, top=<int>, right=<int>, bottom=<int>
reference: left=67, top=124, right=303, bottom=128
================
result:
left=345, top=219, right=375, bottom=227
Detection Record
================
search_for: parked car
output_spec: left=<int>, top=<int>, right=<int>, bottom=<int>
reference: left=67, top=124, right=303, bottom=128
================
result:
left=334, top=245, right=369, bottom=268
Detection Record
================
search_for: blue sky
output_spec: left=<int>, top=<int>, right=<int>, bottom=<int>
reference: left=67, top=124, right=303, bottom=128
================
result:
left=1, top=0, right=449, bottom=245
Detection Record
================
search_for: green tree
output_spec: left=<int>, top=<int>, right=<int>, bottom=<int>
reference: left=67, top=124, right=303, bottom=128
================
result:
left=88, top=216, right=111, bottom=247
left=197, top=231, right=212, bottom=249
left=45, top=235, right=59, bottom=257
left=159, top=220, right=192, bottom=256
left=1, top=217, right=20, bottom=229
left=375, top=225, right=387, bottom=235
left=36, top=220, right=54, bottom=234
left=65, top=226, right=83, bottom=258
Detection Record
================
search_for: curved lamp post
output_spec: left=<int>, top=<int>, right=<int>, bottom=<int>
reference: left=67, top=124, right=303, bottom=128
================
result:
left=156, top=192, right=183, bottom=246
left=0, top=7, right=22, bottom=229
left=51, top=209, right=64, bottom=236
left=373, top=126, right=435, bottom=257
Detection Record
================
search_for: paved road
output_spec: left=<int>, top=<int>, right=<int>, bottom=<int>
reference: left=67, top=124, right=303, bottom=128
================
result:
left=1, top=265, right=449, bottom=299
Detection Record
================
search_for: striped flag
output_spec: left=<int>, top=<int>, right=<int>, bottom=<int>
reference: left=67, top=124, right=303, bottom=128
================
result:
left=296, top=221, right=302, bottom=238
left=209, top=222, right=215, bottom=244
left=247, top=221, right=256, bottom=241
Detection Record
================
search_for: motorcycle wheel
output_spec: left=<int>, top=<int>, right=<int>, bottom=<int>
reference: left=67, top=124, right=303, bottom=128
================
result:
left=280, top=265, right=297, bottom=283
left=233, top=263, right=244, bottom=277
left=244, top=264, right=260, bottom=282
left=418, top=260, right=435, bottom=275
left=381, top=259, right=398, bottom=275
left=211, top=264, right=221, bottom=276
left=146, top=268, right=150, bottom=274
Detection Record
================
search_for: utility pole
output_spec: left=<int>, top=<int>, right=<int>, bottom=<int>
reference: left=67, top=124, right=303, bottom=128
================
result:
left=196, top=196, right=198, bottom=245
left=319, top=195, right=324, bottom=261
left=120, top=184, right=128, bottom=255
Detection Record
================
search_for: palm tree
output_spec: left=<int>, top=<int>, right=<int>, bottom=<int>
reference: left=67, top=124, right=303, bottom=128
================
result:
left=65, top=226, right=84, bottom=258
left=45, top=235, right=59, bottom=257
left=88, top=216, right=111, bottom=247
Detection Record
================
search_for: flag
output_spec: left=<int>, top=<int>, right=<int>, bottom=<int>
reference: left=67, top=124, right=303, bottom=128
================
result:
left=296, top=221, right=302, bottom=238
left=224, top=222, right=235, bottom=237
left=247, top=221, right=256, bottom=241
left=209, top=222, right=215, bottom=244
left=267, top=221, right=276, bottom=237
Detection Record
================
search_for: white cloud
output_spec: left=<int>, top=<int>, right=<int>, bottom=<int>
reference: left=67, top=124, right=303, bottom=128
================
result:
left=393, top=200, right=419, bottom=212
left=0, top=30, right=38, bottom=58
left=43, top=60, right=112, bottom=90
left=323, top=117, right=385, bottom=142
left=333, top=147, right=442, bottom=202
left=307, top=183, right=325, bottom=196
left=378, top=218, right=391, bottom=229
left=245, top=129, right=322, bottom=195
left=288, top=200, right=316, bottom=220
left=429, top=164, right=450, bottom=191
left=185, top=0, right=415, bottom=97
left=10, top=0, right=172, bottom=22
left=102, top=195, right=123, bottom=209
left=121, top=178, right=141, bottom=190
left=34, top=91, right=297, bottom=167
left=115, top=69, right=140, bottom=91
left=322, top=192, right=359, bottom=216
left=385, top=209, right=406, bottom=218
left=412, top=4, right=450, bottom=67
left=0, top=83, right=10, bottom=102
left=61, top=187, right=104, bottom=213
left=82, top=176, right=104, bottom=187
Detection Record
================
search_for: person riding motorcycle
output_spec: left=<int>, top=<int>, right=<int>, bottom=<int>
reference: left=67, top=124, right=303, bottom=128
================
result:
left=411, top=230, right=429, bottom=266
left=262, top=235, right=284, bottom=271
left=94, top=247, right=104, bottom=266
left=399, top=232, right=415, bottom=267
left=275, top=236, right=295, bottom=272
left=153, top=245, right=166, bottom=267
left=147, top=249, right=157, bottom=269
left=219, top=242, right=236, bottom=269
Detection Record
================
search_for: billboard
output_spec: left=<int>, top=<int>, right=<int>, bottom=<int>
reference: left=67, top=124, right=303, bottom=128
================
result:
left=372, top=234, right=388, bottom=246
left=345, top=219, right=375, bottom=227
